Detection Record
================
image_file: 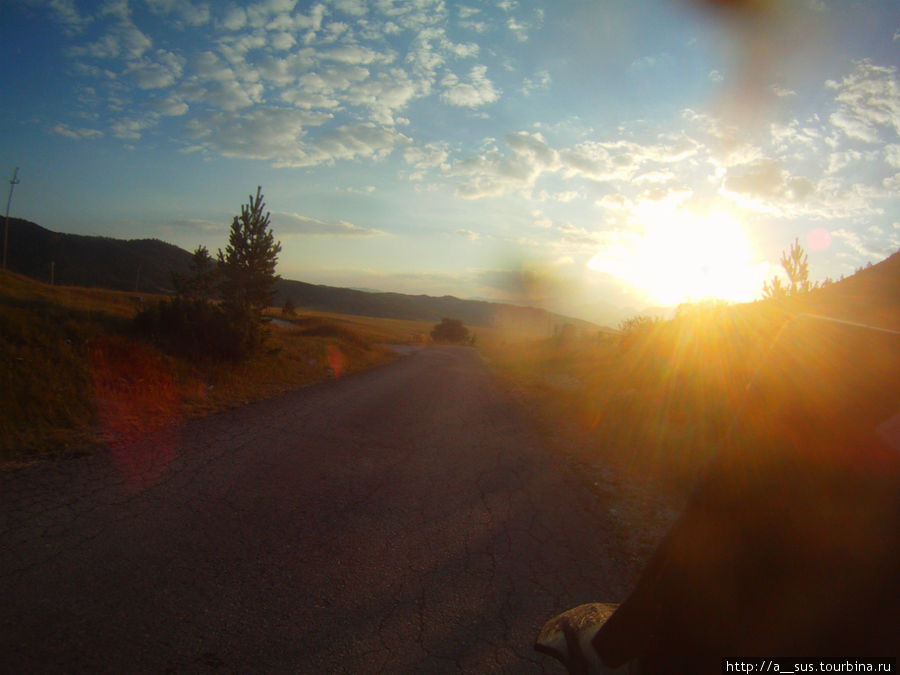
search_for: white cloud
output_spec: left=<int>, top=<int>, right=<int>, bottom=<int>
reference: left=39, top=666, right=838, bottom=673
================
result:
left=708, top=70, right=724, bottom=83
left=182, top=106, right=320, bottom=156
left=275, top=212, right=385, bottom=237
left=827, top=60, right=900, bottom=143
left=345, top=68, right=419, bottom=124
left=451, top=131, right=558, bottom=198
left=772, top=85, right=797, bottom=97
left=221, top=5, right=248, bottom=30
left=631, top=55, right=657, bottom=71
left=143, top=0, right=210, bottom=27
left=723, top=158, right=810, bottom=202
left=111, top=115, right=159, bottom=139
left=127, top=50, right=185, bottom=89
left=595, top=193, right=632, bottom=211
left=333, top=0, right=368, bottom=17
left=770, top=118, right=823, bottom=157
left=682, top=108, right=764, bottom=168
left=507, top=17, right=529, bottom=42
left=279, top=62, right=369, bottom=108
left=541, top=190, right=579, bottom=202
left=319, top=44, right=395, bottom=65
left=459, top=18, right=487, bottom=33
left=721, top=158, right=883, bottom=220
left=29, top=0, right=91, bottom=35
left=202, top=78, right=263, bottom=110
left=885, top=144, right=900, bottom=168
left=51, top=123, right=104, bottom=140
left=454, top=229, right=480, bottom=240
left=270, top=32, right=296, bottom=51
left=146, top=94, right=189, bottom=116
left=832, top=227, right=896, bottom=261
left=297, top=122, right=410, bottom=167
left=560, top=141, right=640, bottom=182
left=441, top=65, right=499, bottom=107
left=70, top=18, right=152, bottom=60
left=403, top=142, right=450, bottom=180
left=825, top=149, right=880, bottom=175
left=521, top=69, right=551, bottom=96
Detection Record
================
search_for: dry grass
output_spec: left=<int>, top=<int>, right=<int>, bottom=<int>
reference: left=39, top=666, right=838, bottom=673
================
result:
left=0, top=271, right=400, bottom=466
left=481, top=302, right=794, bottom=493
left=478, top=303, right=800, bottom=572
left=265, top=307, right=436, bottom=344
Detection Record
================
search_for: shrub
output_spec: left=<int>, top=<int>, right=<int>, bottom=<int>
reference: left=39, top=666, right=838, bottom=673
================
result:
left=134, top=298, right=257, bottom=361
left=431, top=317, right=470, bottom=344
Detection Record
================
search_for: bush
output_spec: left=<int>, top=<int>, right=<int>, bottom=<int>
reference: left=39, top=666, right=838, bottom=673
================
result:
left=431, top=318, right=470, bottom=344
left=134, top=298, right=259, bottom=361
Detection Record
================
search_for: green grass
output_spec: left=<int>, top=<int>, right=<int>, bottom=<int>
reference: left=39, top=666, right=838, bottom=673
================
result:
left=1, top=271, right=402, bottom=467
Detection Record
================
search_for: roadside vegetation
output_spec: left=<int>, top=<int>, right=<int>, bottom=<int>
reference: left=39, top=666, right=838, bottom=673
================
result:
left=2, top=188, right=428, bottom=466
left=0, top=270, right=441, bottom=467
left=0, top=268, right=413, bottom=466
left=430, top=317, right=476, bottom=345
left=481, top=241, right=898, bottom=497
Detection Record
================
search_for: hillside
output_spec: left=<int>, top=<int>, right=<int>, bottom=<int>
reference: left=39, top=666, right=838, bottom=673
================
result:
left=4, top=218, right=192, bottom=294
left=798, top=249, right=900, bottom=330
left=3, top=218, right=597, bottom=333
left=0, top=268, right=400, bottom=463
left=273, top=278, right=597, bottom=334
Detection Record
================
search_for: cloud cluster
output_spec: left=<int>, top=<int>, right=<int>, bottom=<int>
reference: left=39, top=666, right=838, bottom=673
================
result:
left=275, top=211, right=385, bottom=237
left=49, top=0, right=538, bottom=168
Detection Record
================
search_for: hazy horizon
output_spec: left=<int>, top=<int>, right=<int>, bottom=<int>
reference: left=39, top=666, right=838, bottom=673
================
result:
left=3, top=0, right=899, bottom=320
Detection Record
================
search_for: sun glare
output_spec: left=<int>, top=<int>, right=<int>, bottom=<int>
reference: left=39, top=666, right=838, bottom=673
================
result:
left=588, top=206, right=768, bottom=306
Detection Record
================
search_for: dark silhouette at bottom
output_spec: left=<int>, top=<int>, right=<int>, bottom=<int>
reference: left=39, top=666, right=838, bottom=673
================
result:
left=537, top=316, right=900, bottom=674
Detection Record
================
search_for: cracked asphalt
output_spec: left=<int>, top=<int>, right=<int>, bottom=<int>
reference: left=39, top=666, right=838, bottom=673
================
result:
left=1, top=345, right=630, bottom=673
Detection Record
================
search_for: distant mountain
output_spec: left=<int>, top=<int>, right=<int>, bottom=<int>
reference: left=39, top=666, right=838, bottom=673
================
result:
left=2, top=218, right=596, bottom=333
left=3, top=218, right=192, bottom=294
left=272, top=278, right=597, bottom=333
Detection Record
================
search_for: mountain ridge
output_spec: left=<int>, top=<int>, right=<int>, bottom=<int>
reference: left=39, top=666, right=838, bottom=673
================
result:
left=2, top=218, right=599, bottom=333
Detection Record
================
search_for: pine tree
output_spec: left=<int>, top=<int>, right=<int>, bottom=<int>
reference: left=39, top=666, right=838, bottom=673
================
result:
left=780, top=237, right=812, bottom=295
left=762, top=238, right=816, bottom=299
left=173, top=245, right=217, bottom=301
left=217, top=186, right=282, bottom=317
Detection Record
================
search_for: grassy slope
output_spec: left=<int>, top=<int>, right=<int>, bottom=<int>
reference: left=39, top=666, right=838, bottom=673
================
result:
left=0, top=271, right=418, bottom=466
left=481, top=252, right=900, bottom=494
left=479, top=271, right=899, bottom=570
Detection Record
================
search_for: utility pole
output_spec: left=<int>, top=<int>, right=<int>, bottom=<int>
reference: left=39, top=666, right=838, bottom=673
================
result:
left=3, top=167, right=20, bottom=271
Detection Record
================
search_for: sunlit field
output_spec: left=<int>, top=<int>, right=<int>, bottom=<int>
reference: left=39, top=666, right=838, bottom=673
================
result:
left=482, top=300, right=796, bottom=494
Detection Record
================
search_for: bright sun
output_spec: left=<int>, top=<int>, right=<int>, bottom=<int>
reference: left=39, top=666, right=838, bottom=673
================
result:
left=588, top=206, right=768, bottom=306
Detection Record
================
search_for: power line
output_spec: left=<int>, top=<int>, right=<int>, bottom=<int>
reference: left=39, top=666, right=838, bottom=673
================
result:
left=3, top=167, right=20, bottom=271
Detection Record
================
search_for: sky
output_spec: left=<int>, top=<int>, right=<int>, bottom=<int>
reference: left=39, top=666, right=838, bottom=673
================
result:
left=2, top=0, right=899, bottom=324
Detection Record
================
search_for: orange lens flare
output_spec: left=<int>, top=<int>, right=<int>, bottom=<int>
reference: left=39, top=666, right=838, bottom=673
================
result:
left=89, top=337, right=184, bottom=491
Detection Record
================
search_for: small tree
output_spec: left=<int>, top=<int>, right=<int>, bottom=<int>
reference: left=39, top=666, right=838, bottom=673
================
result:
left=762, top=275, right=788, bottom=299
left=173, top=245, right=217, bottom=301
left=282, top=298, right=296, bottom=317
left=218, top=187, right=282, bottom=316
left=431, top=318, right=470, bottom=344
left=763, top=237, right=815, bottom=299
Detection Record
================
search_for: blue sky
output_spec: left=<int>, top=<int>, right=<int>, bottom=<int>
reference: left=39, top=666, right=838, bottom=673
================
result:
left=3, top=0, right=899, bottom=323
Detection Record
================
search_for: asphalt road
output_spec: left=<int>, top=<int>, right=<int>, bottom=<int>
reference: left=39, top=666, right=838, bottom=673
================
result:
left=1, top=346, right=630, bottom=673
